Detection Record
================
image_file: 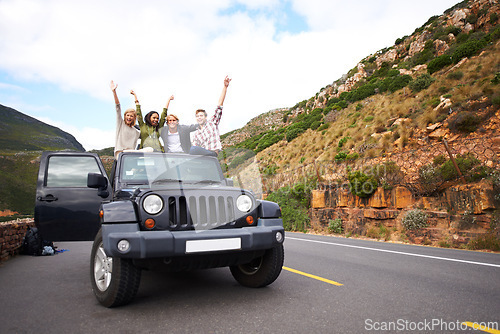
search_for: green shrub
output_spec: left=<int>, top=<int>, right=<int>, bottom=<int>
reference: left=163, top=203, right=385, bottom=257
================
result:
left=409, top=74, right=435, bottom=92
left=285, top=124, right=306, bottom=142
left=439, top=153, right=481, bottom=181
left=427, top=55, right=453, bottom=74
left=447, top=71, right=464, bottom=80
left=451, top=39, right=486, bottom=63
left=317, top=123, right=330, bottom=131
left=310, top=121, right=322, bottom=130
left=371, top=161, right=404, bottom=190
left=445, top=25, right=462, bottom=36
left=346, top=152, right=359, bottom=161
left=228, top=150, right=254, bottom=169
left=261, top=164, right=278, bottom=175
left=448, top=111, right=481, bottom=133
left=433, top=154, right=446, bottom=165
left=386, top=74, right=412, bottom=92
left=395, top=36, right=407, bottom=45
left=266, top=182, right=314, bottom=232
left=492, top=72, right=500, bottom=84
left=411, top=49, right=434, bottom=66
left=348, top=170, right=378, bottom=198
left=467, top=234, right=500, bottom=251
left=326, top=97, right=340, bottom=107
left=335, top=152, right=348, bottom=162
left=338, top=136, right=350, bottom=148
left=417, top=163, right=442, bottom=195
left=402, top=209, right=429, bottom=230
left=493, top=94, right=500, bottom=106
left=490, top=13, right=498, bottom=24
left=328, top=218, right=343, bottom=234
left=336, top=100, right=349, bottom=109
left=466, top=13, right=478, bottom=24
left=364, top=115, right=374, bottom=122
left=439, top=86, right=450, bottom=94
left=347, top=83, right=377, bottom=102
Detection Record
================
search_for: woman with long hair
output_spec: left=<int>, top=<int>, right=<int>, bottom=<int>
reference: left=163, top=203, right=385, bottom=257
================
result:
left=110, top=80, right=140, bottom=159
left=131, top=90, right=172, bottom=152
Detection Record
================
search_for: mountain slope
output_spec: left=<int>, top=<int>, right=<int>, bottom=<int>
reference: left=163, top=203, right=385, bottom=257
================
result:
left=222, top=0, right=500, bottom=184
left=0, top=104, right=85, bottom=152
left=0, top=105, right=86, bottom=216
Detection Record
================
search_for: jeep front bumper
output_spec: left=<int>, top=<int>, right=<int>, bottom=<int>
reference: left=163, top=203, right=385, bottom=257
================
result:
left=101, top=218, right=284, bottom=258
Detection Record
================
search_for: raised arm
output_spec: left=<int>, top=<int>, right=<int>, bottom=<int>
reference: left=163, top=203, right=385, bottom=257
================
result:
left=130, top=90, right=139, bottom=105
left=165, top=95, right=174, bottom=109
left=110, top=80, right=119, bottom=105
left=130, top=90, right=143, bottom=125
left=217, top=76, right=231, bottom=106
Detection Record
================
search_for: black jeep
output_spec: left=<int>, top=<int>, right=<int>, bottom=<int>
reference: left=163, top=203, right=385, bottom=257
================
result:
left=35, top=151, right=285, bottom=307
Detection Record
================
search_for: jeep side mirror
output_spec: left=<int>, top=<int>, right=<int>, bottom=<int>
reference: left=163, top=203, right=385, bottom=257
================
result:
left=87, top=173, right=109, bottom=198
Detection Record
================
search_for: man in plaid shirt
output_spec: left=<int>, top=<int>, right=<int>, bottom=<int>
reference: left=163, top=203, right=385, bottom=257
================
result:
left=190, top=76, right=231, bottom=157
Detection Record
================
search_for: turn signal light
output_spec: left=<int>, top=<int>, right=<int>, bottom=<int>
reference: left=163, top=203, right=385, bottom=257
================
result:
left=246, top=216, right=254, bottom=225
left=145, top=218, right=156, bottom=229
left=99, top=210, right=104, bottom=218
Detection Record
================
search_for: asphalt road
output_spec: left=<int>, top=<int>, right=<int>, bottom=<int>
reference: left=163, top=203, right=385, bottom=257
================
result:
left=0, top=232, right=499, bottom=333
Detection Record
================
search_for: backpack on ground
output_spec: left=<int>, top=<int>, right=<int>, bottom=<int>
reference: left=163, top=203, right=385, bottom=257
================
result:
left=21, top=227, right=55, bottom=256
left=21, top=227, right=42, bottom=256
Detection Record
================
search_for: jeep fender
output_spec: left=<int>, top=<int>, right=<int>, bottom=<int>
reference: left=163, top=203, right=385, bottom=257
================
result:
left=101, top=201, right=138, bottom=223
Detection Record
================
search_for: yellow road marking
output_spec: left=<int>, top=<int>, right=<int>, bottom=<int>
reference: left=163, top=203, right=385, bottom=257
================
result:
left=462, top=322, right=500, bottom=334
left=282, top=266, right=343, bottom=286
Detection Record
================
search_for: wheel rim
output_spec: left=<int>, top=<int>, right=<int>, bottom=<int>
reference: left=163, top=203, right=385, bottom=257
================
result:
left=238, top=256, right=263, bottom=275
left=94, top=242, right=113, bottom=291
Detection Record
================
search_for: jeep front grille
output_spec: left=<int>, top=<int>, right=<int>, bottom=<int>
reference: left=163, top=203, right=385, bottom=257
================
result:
left=167, top=195, right=236, bottom=230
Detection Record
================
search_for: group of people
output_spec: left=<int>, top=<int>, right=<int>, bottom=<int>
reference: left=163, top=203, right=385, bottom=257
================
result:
left=111, top=76, right=231, bottom=159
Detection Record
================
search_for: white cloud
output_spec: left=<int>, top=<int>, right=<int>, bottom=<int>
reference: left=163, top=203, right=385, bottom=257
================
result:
left=36, top=116, right=115, bottom=151
left=0, top=0, right=461, bottom=150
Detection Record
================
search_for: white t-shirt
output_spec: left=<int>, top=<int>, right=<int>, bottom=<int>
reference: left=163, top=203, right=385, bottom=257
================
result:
left=167, top=131, right=183, bottom=153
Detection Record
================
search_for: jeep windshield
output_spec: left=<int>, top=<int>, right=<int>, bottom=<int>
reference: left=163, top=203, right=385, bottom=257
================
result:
left=119, top=154, right=224, bottom=186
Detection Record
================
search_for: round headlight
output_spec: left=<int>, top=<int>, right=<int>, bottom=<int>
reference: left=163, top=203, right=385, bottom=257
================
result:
left=143, top=194, right=163, bottom=215
left=236, top=194, right=253, bottom=212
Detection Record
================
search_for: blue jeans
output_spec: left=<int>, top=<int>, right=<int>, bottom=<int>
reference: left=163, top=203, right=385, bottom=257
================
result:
left=189, top=146, right=218, bottom=157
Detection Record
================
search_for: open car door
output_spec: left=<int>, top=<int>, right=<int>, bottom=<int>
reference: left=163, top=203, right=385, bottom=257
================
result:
left=35, top=151, right=111, bottom=241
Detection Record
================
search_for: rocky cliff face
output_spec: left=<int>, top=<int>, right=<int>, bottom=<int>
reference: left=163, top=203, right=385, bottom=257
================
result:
left=219, top=0, right=500, bottom=250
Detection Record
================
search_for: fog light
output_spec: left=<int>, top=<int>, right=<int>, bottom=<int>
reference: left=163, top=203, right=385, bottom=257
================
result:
left=117, top=239, right=130, bottom=252
left=275, top=232, right=283, bottom=243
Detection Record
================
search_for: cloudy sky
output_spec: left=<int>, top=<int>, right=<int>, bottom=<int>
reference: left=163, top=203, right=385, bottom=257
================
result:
left=0, top=0, right=459, bottom=150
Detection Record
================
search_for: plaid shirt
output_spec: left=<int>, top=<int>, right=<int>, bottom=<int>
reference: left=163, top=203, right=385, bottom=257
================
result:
left=192, top=106, right=223, bottom=151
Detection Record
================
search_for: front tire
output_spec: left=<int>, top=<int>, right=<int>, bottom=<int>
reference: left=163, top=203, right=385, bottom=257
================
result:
left=230, top=244, right=284, bottom=288
left=90, top=229, right=141, bottom=307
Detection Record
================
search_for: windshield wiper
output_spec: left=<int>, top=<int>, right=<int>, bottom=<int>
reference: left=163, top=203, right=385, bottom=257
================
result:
left=152, top=178, right=182, bottom=184
left=193, top=180, right=221, bottom=185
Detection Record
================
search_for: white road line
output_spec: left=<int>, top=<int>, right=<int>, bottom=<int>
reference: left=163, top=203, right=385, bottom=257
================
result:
left=286, top=236, right=500, bottom=268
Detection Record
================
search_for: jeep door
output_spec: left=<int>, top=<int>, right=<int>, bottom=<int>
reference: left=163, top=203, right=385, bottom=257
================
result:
left=35, top=152, right=111, bottom=241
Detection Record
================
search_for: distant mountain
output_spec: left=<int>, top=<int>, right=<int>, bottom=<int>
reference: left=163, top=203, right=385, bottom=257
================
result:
left=0, top=104, right=85, bottom=152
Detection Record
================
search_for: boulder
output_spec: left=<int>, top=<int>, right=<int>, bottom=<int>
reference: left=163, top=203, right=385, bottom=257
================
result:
left=433, top=39, right=450, bottom=56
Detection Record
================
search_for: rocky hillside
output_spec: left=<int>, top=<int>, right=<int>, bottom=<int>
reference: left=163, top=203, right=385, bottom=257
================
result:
left=222, top=0, right=500, bottom=185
